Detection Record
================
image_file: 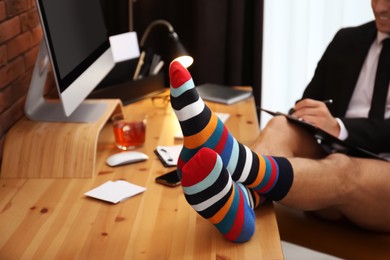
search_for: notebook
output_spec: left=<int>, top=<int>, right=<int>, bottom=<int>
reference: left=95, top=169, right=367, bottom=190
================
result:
left=196, top=83, right=252, bottom=105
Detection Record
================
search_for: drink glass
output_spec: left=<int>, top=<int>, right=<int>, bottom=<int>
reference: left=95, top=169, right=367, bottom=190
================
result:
left=111, top=113, right=146, bottom=150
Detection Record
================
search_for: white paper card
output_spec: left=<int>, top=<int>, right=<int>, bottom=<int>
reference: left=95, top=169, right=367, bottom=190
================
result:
left=155, top=145, right=183, bottom=166
left=85, top=180, right=146, bottom=204
left=109, top=31, right=140, bottom=62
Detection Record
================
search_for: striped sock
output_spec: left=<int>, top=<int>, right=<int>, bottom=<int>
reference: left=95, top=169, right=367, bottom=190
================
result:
left=181, top=147, right=255, bottom=243
left=169, top=61, right=293, bottom=201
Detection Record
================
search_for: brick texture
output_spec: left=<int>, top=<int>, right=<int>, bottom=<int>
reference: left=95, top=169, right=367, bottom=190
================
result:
left=0, top=2, right=6, bottom=22
left=0, top=0, right=55, bottom=166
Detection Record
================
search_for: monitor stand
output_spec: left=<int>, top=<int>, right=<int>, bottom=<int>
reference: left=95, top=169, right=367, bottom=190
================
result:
left=25, top=40, right=109, bottom=123
left=1, top=41, right=123, bottom=178
left=1, top=99, right=122, bottom=178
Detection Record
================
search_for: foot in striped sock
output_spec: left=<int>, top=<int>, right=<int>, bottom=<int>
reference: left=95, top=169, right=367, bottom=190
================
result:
left=169, top=61, right=294, bottom=202
left=181, top=147, right=256, bottom=243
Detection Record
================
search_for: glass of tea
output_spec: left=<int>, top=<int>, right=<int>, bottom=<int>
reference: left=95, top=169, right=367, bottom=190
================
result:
left=111, top=113, right=147, bottom=150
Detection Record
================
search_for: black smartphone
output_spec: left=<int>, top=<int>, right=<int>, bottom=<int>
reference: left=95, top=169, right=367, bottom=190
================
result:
left=155, top=169, right=181, bottom=187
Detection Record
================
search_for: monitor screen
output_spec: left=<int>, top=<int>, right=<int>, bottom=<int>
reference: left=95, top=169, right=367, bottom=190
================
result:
left=38, top=0, right=109, bottom=93
left=25, top=0, right=115, bottom=122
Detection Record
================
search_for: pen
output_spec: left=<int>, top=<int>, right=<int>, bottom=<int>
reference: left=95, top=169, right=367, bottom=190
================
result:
left=323, top=99, right=333, bottom=105
left=152, top=60, right=164, bottom=75
left=133, top=51, right=145, bottom=80
left=288, top=99, right=333, bottom=115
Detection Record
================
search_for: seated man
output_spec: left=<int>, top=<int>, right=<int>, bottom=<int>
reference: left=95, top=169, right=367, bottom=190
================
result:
left=168, top=0, right=390, bottom=243
left=264, top=0, right=390, bottom=232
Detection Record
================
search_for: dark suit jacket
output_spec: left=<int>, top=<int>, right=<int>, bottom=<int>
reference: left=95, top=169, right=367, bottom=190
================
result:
left=302, top=21, right=390, bottom=154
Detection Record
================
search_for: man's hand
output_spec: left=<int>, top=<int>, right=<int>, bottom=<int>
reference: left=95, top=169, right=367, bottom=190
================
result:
left=291, top=98, right=340, bottom=137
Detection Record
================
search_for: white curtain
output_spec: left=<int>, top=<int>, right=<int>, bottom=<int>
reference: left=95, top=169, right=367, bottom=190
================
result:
left=261, top=0, right=374, bottom=128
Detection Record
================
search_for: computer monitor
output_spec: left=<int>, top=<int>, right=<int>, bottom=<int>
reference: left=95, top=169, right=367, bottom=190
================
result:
left=25, top=0, right=116, bottom=122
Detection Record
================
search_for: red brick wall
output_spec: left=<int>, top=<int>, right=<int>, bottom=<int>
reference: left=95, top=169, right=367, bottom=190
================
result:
left=0, top=0, right=54, bottom=166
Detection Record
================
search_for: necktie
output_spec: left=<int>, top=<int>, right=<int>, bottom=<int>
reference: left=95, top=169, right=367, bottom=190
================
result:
left=369, top=38, right=390, bottom=119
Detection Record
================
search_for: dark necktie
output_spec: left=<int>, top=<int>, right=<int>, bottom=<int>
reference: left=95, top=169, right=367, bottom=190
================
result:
left=369, top=38, right=390, bottom=119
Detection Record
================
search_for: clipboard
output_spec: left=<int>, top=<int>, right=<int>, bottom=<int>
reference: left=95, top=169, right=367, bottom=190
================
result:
left=259, top=108, right=387, bottom=161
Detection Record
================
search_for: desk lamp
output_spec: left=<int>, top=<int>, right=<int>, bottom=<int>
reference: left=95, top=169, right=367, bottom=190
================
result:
left=140, top=19, right=193, bottom=68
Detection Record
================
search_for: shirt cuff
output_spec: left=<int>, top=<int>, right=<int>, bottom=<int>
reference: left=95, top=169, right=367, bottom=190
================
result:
left=336, top=118, right=348, bottom=140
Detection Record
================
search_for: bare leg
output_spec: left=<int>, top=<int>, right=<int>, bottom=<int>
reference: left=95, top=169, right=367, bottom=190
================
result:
left=251, top=116, right=325, bottom=158
left=253, top=116, right=390, bottom=231
left=284, top=154, right=390, bottom=231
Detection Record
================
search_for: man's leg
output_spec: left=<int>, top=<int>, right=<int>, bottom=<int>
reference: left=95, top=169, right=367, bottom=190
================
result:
left=169, top=61, right=294, bottom=202
left=253, top=116, right=390, bottom=231
left=251, top=115, right=325, bottom=158
left=284, top=154, right=390, bottom=231
left=181, top=147, right=256, bottom=242
left=168, top=61, right=297, bottom=242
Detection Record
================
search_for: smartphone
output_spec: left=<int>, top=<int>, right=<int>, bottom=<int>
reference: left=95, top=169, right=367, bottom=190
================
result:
left=155, top=169, right=181, bottom=187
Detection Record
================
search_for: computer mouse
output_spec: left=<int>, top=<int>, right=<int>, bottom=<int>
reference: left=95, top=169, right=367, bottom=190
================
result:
left=106, top=151, right=149, bottom=167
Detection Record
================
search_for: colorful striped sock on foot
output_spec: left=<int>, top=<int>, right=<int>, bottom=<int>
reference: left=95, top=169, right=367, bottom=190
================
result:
left=181, top=147, right=256, bottom=243
left=169, top=61, right=293, bottom=202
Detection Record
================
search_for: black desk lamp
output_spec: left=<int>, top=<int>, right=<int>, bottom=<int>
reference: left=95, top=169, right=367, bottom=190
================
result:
left=140, top=19, right=193, bottom=68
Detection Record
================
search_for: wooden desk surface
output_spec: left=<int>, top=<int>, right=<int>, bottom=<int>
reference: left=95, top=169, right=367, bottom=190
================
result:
left=0, top=92, right=283, bottom=259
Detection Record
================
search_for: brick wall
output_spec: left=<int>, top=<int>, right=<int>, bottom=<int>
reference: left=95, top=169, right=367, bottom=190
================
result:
left=0, top=0, right=54, bottom=166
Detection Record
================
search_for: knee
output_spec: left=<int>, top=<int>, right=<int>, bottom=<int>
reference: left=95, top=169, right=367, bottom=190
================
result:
left=262, top=116, right=324, bottom=158
left=266, top=115, right=289, bottom=129
left=261, top=116, right=290, bottom=137
left=257, top=116, right=294, bottom=156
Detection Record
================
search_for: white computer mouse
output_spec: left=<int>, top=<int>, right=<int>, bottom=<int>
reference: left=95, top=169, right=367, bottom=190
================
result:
left=106, top=151, right=149, bottom=167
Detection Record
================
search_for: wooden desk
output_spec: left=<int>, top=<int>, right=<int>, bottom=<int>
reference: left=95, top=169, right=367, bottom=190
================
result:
left=0, top=92, right=284, bottom=259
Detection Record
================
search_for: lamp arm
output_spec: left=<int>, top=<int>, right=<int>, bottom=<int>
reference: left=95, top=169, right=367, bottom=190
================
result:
left=140, top=19, right=175, bottom=47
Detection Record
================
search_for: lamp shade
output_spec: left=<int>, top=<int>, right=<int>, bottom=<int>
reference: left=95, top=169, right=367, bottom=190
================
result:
left=140, top=20, right=193, bottom=68
left=168, top=31, right=193, bottom=68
